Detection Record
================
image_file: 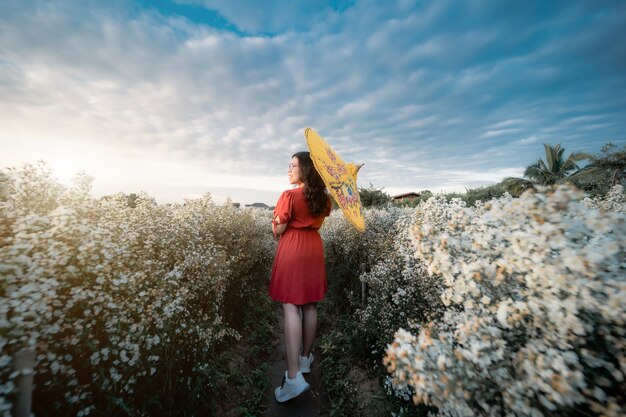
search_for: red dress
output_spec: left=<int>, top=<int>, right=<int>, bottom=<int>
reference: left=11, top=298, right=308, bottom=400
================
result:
left=269, top=187, right=331, bottom=305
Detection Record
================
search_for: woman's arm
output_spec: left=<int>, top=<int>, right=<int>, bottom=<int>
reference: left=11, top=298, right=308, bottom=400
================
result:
left=274, top=215, right=287, bottom=236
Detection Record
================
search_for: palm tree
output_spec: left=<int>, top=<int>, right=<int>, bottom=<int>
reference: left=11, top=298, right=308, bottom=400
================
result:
left=503, top=144, right=591, bottom=196
left=570, top=142, right=626, bottom=195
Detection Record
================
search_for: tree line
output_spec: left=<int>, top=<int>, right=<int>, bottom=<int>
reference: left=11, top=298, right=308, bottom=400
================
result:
left=360, top=142, right=626, bottom=208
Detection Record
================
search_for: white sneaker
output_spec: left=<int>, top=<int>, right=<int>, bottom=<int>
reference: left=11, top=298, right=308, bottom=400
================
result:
left=274, top=371, right=310, bottom=403
left=299, top=353, right=314, bottom=374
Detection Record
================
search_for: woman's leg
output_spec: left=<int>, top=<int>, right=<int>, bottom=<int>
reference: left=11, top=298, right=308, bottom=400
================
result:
left=283, top=303, right=302, bottom=378
left=301, top=303, right=317, bottom=357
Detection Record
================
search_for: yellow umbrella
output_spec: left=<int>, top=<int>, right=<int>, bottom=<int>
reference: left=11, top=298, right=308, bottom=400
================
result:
left=305, top=127, right=365, bottom=232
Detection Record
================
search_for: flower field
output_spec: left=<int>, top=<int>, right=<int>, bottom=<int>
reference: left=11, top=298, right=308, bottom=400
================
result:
left=1, top=163, right=276, bottom=416
left=1, top=162, right=625, bottom=416
left=319, top=185, right=625, bottom=416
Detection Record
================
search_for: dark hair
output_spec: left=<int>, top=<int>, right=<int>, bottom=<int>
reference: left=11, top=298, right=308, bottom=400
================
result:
left=293, top=151, right=330, bottom=217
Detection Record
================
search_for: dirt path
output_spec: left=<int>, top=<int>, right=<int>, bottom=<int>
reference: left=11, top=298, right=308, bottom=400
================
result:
left=260, top=307, right=330, bottom=417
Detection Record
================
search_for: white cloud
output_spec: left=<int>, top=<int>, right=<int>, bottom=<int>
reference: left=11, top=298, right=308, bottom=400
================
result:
left=489, top=119, right=525, bottom=129
left=517, top=135, right=541, bottom=145
left=481, top=128, right=522, bottom=138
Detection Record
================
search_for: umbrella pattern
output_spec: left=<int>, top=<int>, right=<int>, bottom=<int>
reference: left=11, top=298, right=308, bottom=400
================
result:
left=305, top=128, right=365, bottom=232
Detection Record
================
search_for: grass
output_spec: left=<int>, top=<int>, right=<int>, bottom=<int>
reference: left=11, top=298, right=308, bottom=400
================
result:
left=212, top=291, right=275, bottom=416
left=317, top=299, right=432, bottom=417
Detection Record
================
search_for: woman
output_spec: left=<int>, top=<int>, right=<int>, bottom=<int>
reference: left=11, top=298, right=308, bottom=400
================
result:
left=270, top=151, right=331, bottom=403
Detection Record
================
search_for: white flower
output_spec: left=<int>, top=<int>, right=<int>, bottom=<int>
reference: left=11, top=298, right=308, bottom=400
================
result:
left=437, top=355, right=446, bottom=371
left=496, top=301, right=511, bottom=328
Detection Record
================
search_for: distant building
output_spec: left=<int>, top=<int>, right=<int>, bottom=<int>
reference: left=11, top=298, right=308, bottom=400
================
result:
left=391, top=192, right=420, bottom=203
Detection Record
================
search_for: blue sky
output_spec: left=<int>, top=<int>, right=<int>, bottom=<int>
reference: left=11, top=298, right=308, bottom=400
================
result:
left=1, top=0, right=625, bottom=205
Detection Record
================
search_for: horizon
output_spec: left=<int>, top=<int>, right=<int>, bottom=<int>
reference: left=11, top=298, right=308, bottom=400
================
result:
left=5, top=152, right=607, bottom=208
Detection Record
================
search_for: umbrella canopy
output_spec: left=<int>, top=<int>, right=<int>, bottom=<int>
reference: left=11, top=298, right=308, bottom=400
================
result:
left=304, top=127, right=365, bottom=232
